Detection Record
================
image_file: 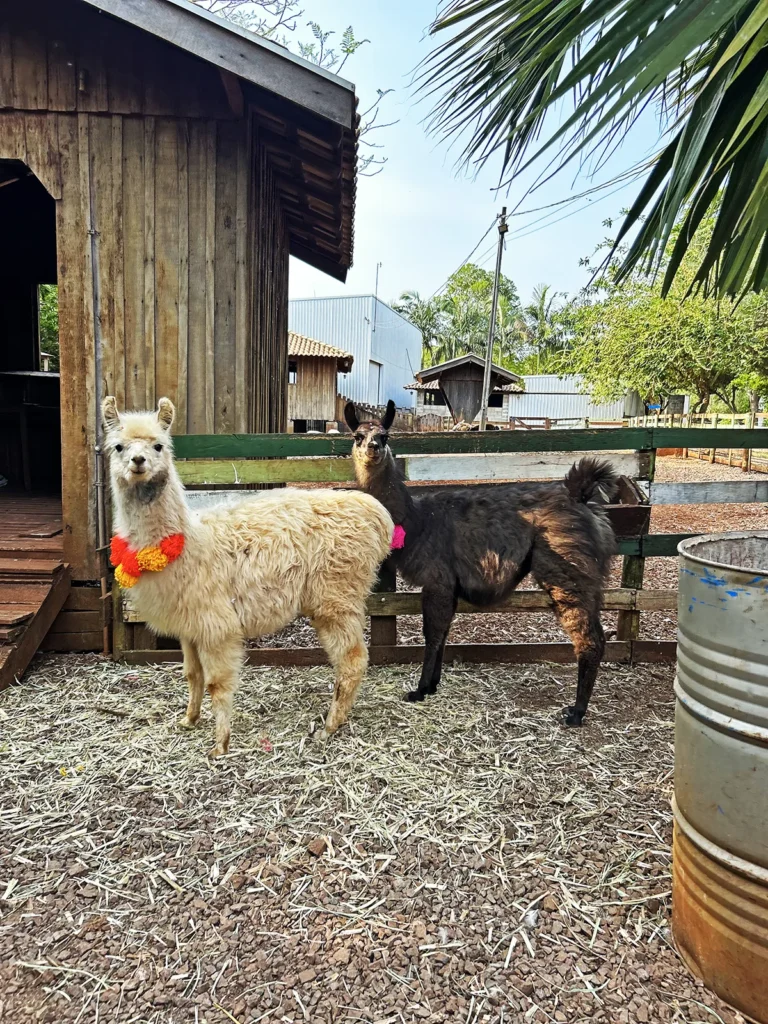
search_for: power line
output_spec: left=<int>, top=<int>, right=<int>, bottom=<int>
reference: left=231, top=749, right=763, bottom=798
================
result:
left=428, top=215, right=499, bottom=300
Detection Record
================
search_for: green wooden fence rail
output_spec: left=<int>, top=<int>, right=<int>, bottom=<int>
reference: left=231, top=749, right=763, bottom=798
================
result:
left=173, top=426, right=765, bottom=459
left=116, top=425, right=767, bottom=666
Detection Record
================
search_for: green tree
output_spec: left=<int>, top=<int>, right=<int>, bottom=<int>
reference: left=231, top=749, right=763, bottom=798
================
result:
left=38, top=284, right=59, bottom=372
left=421, top=1, right=768, bottom=297
left=557, top=210, right=768, bottom=411
left=513, top=284, right=566, bottom=373
left=393, top=263, right=523, bottom=369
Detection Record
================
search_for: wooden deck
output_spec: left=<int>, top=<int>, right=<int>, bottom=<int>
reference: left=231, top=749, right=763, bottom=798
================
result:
left=0, top=491, right=73, bottom=688
left=0, top=491, right=64, bottom=559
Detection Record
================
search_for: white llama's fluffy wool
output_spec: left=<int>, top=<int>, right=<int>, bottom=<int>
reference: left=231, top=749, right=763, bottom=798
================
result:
left=103, top=397, right=393, bottom=755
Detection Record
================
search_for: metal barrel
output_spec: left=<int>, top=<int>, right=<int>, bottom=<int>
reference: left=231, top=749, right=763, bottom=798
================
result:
left=674, top=532, right=768, bottom=1023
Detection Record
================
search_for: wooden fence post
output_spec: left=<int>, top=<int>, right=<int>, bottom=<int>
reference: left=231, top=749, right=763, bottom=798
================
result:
left=370, top=562, right=397, bottom=655
left=616, top=446, right=653, bottom=646
left=743, top=412, right=755, bottom=471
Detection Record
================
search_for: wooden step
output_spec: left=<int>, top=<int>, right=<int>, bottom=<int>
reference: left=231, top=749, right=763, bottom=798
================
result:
left=0, top=539, right=65, bottom=558
left=0, top=558, right=65, bottom=582
left=0, top=604, right=36, bottom=627
left=0, top=567, right=71, bottom=690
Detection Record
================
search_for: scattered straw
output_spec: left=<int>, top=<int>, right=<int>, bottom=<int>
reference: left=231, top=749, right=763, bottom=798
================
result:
left=0, top=654, right=747, bottom=1024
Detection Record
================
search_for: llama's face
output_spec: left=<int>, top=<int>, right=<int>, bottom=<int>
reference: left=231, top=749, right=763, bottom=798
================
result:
left=344, top=399, right=395, bottom=473
left=101, top=397, right=175, bottom=491
left=351, top=421, right=390, bottom=468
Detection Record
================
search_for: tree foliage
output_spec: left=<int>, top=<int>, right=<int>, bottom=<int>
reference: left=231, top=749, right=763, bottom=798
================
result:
left=38, top=285, right=59, bottom=372
left=394, top=265, right=569, bottom=371
left=421, top=0, right=768, bottom=297
left=193, top=0, right=395, bottom=174
left=556, top=212, right=768, bottom=411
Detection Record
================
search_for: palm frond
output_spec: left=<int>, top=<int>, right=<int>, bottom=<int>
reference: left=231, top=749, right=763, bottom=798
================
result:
left=421, top=0, right=768, bottom=296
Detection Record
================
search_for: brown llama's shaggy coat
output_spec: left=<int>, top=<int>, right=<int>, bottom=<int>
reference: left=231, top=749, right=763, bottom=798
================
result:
left=345, top=400, right=618, bottom=726
left=103, top=397, right=393, bottom=755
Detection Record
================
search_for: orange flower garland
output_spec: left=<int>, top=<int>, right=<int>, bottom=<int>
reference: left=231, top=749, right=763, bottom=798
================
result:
left=110, top=533, right=185, bottom=589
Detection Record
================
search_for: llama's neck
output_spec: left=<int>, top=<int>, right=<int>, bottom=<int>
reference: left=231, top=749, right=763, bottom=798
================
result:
left=355, top=452, right=416, bottom=527
left=111, top=467, right=192, bottom=549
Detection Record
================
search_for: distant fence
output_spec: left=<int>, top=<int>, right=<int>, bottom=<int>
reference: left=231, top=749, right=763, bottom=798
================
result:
left=114, top=424, right=767, bottom=667
left=628, top=413, right=768, bottom=473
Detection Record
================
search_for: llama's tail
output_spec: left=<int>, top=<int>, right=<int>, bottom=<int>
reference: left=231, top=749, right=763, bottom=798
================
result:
left=564, top=457, right=619, bottom=505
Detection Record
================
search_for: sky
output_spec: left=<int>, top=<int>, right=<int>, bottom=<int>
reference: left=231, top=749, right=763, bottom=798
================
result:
left=285, top=0, right=663, bottom=307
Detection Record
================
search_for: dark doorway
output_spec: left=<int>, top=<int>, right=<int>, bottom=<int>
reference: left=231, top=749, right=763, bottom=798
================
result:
left=0, top=161, right=60, bottom=493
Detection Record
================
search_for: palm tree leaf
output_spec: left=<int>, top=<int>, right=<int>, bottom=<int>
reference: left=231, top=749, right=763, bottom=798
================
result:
left=421, top=0, right=768, bottom=295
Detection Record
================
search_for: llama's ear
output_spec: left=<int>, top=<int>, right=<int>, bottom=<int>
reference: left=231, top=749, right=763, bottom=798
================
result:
left=156, top=397, right=175, bottom=432
left=102, top=396, right=120, bottom=432
left=344, top=401, right=359, bottom=432
left=382, top=400, right=396, bottom=431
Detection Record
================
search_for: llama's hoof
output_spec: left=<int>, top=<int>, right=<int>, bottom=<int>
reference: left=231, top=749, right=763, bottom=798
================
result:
left=178, top=715, right=199, bottom=730
left=561, top=705, right=584, bottom=727
left=207, top=742, right=228, bottom=758
left=404, top=689, right=426, bottom=703
left=315, top=727, right=331, bottom=742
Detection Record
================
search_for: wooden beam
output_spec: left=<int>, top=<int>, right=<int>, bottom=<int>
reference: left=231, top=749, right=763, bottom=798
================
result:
left=365, top=588, right=677, bottom=616
left=649, top=480, right=768, bottom=505
left=79, top=0, right=356, bottom=127
left=120, top=640, right=677, bottom=667
left=171, top=426, right=766, bottom=459
left=402, top=450, right=646, bottom=483
left=218, top=69, right=244, bottom=118
left=172, top=428, right=653, bottom=459
left=175, top=450, right=645, bottom=486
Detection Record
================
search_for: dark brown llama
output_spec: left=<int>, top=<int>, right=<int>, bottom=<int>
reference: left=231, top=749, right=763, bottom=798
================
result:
left=345, top=400, right=618, bottom=726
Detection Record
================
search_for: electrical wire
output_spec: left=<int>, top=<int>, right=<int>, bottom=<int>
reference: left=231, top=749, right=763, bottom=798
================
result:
left=428, top=215, right=500, bottom=300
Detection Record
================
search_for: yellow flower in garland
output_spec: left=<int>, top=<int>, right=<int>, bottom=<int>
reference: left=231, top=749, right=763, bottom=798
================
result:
left=136, top=546, right=169, bottom=572
left=115, top=563, right=140, bottom=589
left=110, top=533, right=185, bottom=589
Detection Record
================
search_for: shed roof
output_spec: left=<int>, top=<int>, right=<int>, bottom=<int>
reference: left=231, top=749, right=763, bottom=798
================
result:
left=405, top=379, right=524, bottom=394
left=81, top=0, right=357, bottom=280
left=415, top=354, right=523, bottom=385
left=288, top=332, right=354, bottom=372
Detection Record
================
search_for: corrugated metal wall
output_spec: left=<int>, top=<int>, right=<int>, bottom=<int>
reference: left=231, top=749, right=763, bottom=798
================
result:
left=510, top=375, right=626, bottom=421
left=370, top=299, right=421, bottom=408
left=288, top=296, right=420, bottom=407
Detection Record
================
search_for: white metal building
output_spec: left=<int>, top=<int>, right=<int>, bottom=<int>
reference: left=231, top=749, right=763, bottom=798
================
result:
left=410, top=372, right=635, bottom=424
left=288, top=296, right=422, bottom=408
left=510, top=375, right=632, bottom=421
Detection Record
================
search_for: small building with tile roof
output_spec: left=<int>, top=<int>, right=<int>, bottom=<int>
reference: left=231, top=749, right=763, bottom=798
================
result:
left=405, top=355, right=524, bottom=425
left=287, top=331, right=353, bottom=431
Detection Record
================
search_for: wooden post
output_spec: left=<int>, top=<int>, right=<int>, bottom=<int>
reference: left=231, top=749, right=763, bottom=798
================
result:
left=112, top=581, right=129, bottom=660
left=617, top=445, right=653, bottom=645
left=710, top=413, right=719, bottom=462
left=370, top=562, right=397, bottom=651
left=743, top=411, right=755, bottom=471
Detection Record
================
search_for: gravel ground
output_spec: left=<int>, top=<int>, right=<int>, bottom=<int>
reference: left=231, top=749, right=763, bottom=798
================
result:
left=0, top=655, right=748, bottom=1024
left=255, top=457, right=768, bottom=650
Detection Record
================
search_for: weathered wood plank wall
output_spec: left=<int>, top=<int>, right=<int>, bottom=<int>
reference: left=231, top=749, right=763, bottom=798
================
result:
left=288, top=357, right=338, bottom=423
left=0, top=3, right=234, bottom=119
left=1, top=3, right=292, bottom=578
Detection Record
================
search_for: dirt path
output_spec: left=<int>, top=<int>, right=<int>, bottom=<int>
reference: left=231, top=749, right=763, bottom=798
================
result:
left=0, top=655, right=747, bottom=1023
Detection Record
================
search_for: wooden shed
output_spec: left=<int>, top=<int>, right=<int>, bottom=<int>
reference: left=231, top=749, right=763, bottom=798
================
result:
left=406, top=355, right=524, bottom=424
left=287, top=331, right=353, bottom=432
left=0, top=0, right=357, bottom=669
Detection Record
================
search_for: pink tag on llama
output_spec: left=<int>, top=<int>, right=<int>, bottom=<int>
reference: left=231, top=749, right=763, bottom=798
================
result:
left=391, top=524, right=406, bottom=550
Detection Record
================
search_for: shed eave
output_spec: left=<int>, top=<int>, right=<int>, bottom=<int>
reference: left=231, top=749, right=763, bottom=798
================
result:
left=80, top=0, right=357, bottom=127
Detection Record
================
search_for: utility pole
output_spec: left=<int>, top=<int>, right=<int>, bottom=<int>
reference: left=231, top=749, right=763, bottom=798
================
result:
left=479, top=208, right=508, bottom=431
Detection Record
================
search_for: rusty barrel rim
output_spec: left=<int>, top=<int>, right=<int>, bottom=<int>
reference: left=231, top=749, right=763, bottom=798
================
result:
left=677, top=530, right=768, bottom=577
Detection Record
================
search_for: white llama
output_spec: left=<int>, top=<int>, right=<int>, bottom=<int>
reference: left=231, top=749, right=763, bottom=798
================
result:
left=103, top=397, right=393, bottom=756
